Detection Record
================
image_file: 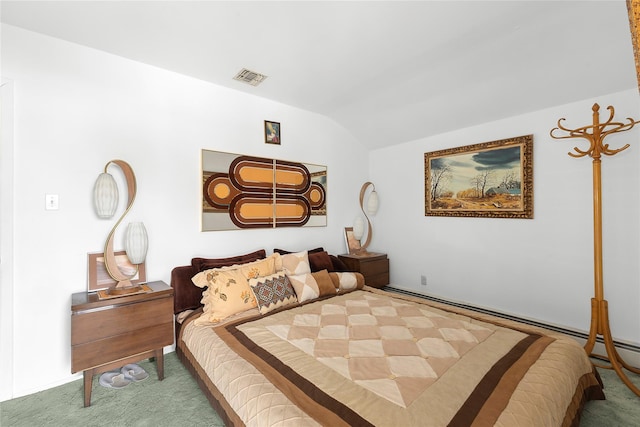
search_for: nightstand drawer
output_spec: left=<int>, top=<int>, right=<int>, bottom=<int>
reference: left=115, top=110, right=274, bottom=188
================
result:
left=71, top=322, right=173, bottom=372
left=72, top=296, right=172, bottom=345
left=365, top=272, right=390, bottom=288
left=358, top=258, right=389, bottom=276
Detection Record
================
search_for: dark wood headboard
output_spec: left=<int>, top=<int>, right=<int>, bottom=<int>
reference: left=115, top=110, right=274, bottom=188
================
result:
left=170, top=265, right=204, bottom=315
left=169, top=248, right=350, bottom=316
left=169, top=248, right=269, bottom=315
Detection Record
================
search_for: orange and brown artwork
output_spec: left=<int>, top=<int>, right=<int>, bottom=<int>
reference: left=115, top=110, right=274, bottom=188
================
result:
left=201, top=150, right=327, bottom=231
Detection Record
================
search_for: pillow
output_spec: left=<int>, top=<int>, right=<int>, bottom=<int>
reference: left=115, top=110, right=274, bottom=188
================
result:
left=308, top=251, right=334, bottom=272
left=288, top=269, right=336, bottom=303
left=273, top=247, right=324, bottom=255
left=249, top=272, right=298, bottom=314
left=281, top=250, right=311, bottom=275
left=329, top=255, right=349, bottom=272
left=329, top=272, right=365, bottom=293
left=191, top=253, right=282, bottom=288
left=191, top=249, right=266, bottom=274
left=192, top=253, right=282, bottom=324
left=194, top=267, right=257, bottom=325
left=312, top=270, right=337, bottom=295
left=287, top=272, right=319, bottom=303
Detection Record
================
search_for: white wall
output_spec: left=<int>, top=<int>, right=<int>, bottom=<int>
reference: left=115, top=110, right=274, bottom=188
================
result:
left=370, top=90, right=640, bottom=345
left=1, top=78, right=16, bottom=403
left=0, top=24, right=369, bottom=400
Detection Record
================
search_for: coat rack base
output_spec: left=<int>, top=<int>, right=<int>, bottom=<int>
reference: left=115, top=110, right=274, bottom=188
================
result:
left=584, top=298, right=640, bottom=396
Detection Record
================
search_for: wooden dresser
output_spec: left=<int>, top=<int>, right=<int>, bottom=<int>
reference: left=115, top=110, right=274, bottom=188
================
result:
left=338, top=253, right=389, bottom=288
left=71, top=281, right=174, bottom=406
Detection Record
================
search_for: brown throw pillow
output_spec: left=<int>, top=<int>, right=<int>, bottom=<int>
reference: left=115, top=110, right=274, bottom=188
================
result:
left=312, top=269, right=337, bottom=296
left=273, top=247, right=324, bottom=255
left=308, top=251, right=334, bottom=272
left=191, top=249, right=266, bottom=274
left=329, top=255, right=349, bottom=272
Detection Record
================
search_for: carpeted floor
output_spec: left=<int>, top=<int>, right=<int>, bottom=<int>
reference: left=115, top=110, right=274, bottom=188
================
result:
left=580, top=359, right=640, bottom=427
left=1, top=352, right=638, bottom=426
left=0, top=353, right=224, bottom=427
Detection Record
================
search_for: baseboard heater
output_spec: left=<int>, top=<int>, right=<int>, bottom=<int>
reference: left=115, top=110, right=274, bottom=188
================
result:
left=386, top=286, right=640, bottom=355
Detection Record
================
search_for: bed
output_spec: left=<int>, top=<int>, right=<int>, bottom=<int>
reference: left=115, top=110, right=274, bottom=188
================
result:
left=171, top=248, right=604, bottom=427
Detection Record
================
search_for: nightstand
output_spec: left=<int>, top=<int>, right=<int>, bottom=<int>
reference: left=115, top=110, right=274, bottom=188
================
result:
left=338, top=253, right=389, bottom=288
left=71, top=281, right=174, bottom=407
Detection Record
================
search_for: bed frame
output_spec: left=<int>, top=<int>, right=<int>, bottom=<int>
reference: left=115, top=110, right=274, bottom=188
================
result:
left=170, top=262, right=235, bottom=426
left=169, top=254, right=605, bottom=426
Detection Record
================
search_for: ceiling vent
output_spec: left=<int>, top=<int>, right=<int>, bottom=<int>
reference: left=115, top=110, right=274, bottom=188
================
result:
left=233, top=68, right=267, bottom=86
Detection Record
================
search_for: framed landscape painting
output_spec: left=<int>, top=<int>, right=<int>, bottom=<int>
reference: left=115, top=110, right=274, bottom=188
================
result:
left=424, top=134, right=533, bottom=219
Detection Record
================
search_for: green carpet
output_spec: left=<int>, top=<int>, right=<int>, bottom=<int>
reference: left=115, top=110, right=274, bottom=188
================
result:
left=1, top=352, right=638, bottom=426
left=580, top=359, right=640, bottom=427
left=0, top=353, right=224, bottom=427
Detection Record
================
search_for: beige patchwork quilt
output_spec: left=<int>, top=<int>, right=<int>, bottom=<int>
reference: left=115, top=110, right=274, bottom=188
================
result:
left=179, top=288, right=603, bottom=427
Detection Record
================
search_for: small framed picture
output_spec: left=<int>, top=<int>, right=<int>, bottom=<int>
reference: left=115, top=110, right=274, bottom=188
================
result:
left=264, top=120, right=281, bottom=144
left=343, top=227, right=361, bottom=254
left=87, top=251, right=146, bottom=292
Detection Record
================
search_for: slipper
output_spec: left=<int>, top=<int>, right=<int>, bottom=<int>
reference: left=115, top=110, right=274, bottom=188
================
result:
left=121, top=364, right=149, bottom=382
left=99, top=371, right=131, bottom=389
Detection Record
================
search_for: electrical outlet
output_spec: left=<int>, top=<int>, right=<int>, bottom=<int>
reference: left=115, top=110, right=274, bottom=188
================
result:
left=421, top=275, right=427, bottom=286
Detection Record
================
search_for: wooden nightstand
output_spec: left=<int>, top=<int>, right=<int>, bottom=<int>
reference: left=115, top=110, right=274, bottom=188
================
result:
left=338, top=253, right=389, bottom=288
left=71, top=281, right=174, bottom=407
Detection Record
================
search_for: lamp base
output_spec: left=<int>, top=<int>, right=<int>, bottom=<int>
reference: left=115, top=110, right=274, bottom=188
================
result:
left=107, top=280, right=142, bottom=296
left=107, top=285, right=142, bottom=296
left=352, top=249, right=382, bottom=258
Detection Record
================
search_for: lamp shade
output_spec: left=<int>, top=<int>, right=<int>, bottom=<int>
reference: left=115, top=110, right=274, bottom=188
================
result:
left=125, top=222, right=148, bottom=265
left=353, top=216, right=365, bottom=240
left=367, top=190, right=379, bottom=215
left=94, top=172, right=118, bottom=218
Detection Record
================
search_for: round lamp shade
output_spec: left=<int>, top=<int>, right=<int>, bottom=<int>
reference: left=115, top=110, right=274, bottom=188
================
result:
left=94, top=172, right=118, bottom=218
left=367, top=190, right=379, bottom=215
left=353, top=216, right=365, bottom=240
left=125, top=222, right=148, bottom=265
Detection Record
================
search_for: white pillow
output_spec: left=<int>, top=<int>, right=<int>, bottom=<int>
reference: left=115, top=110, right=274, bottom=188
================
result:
left=280, top=250, right=311, bottom=275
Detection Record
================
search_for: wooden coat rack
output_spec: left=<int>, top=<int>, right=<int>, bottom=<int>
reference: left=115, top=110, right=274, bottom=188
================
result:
left=550, top=103, right=640, bottom=396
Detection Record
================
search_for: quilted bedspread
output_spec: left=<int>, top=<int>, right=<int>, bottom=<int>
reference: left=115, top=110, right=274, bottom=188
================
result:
left=179, top=288, right=603, bottom=427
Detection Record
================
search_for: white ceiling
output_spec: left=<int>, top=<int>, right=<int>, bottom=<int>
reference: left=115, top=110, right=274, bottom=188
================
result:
left=2, top=1, right=637, bottom=149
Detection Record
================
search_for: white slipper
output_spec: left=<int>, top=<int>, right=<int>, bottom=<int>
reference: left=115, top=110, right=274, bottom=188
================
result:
left=121, top=364, right=149, bottom=382
left=99, top=371, right=131, bottom=389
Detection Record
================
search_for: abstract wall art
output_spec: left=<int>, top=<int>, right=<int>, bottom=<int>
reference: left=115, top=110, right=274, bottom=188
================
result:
left=201, top=150, right=327, bottom=231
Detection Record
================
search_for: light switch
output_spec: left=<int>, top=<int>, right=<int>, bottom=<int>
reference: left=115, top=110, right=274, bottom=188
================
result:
left=45, top=194, right=59, bottom=210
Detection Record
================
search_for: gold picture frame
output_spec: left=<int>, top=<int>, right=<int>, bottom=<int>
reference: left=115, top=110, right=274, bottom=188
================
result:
left=628, top=0, right=640, bottom=91
left=424, top=134, right=533, bottom=219
left=87, top=250, right=147, bottom=292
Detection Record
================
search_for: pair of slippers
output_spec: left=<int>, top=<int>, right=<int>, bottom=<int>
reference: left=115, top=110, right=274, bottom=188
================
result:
left=99, top=364, right=149, bottom=389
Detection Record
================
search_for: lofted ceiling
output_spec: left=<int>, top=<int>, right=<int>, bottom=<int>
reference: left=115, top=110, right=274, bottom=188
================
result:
left=1, top=1, right=638, bottom=150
